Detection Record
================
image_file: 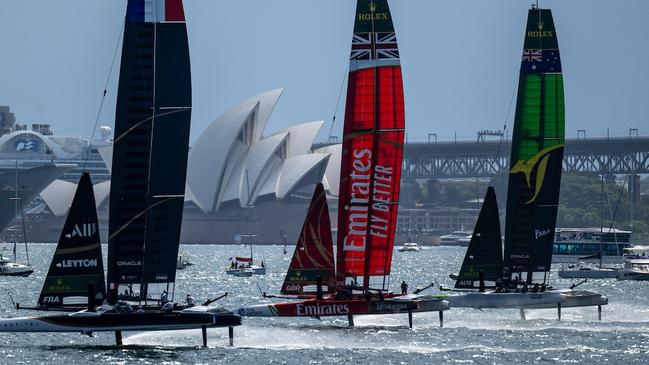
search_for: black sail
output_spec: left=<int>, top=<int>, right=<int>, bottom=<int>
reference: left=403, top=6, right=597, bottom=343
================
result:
left=502, top=8, right=565, bottom=285
left=455, top=187, right=503, bottom=289
left=38, top=172, right=106, bottom=308
left=107, top=0, right=191, bottom=303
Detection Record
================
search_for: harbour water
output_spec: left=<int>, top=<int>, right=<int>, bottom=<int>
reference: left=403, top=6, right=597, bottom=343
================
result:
left=1, top=244, right=648, bottom=364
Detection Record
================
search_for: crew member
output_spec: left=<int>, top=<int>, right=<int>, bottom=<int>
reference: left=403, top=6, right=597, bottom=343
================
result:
left=161, top=301, right=174, bottom=313
left=401, top=281, right=408, bottom=295
left=184, top=293, right=196, bottom=307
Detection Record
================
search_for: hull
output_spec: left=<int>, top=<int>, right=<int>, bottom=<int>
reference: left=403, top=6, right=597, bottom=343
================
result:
left=237, top=296, right=449, bottom=317
left=0, top=307, right=241, bottom=333
left=0, top=262, right=33, bottom=277
left=552, top=254, right=625, bottom=264
left=617, top=270, right=649, bottom=281
left=523, top=289, right=608, bottom=308
left=227, top=265, right=266, bottom=276
left=558, top=268, right=618, bottom=279
left=444, top=291, right=566, bottom=309
left=0, top=269, right=33, bottom=277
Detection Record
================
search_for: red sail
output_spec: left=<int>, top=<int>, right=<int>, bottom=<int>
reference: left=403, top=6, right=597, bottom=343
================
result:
left=336, top=0, right=405, bottom=289
left=281, top=183, right=335, bottom=295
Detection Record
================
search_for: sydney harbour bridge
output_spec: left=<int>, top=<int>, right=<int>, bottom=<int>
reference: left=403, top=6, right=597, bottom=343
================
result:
left=402, top=136, right=649, bottom=179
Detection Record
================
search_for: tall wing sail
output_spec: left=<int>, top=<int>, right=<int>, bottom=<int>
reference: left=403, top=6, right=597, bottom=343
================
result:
left=455, top=187, right=502, bottom=289
left=38, top=172, right=106, bottom=308
left=280, top=184, right=335, bottom=295
left=502, top=8, right=565, bottom=285
left=336, top=0, right=405, bottom=289
left=107, top=0, right=191, bottom=303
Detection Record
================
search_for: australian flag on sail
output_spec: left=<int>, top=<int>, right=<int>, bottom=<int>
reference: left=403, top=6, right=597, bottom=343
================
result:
left=127, top=0, right=185, bottom=23
left=521, top=49, right=562, bottom=74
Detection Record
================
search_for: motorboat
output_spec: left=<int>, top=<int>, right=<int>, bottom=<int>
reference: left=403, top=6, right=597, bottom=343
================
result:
left=398, top=242, right=422, bottom=252
left=617, top=258, right=649, bottom=281
left=176, top=252, right=194, bottom=270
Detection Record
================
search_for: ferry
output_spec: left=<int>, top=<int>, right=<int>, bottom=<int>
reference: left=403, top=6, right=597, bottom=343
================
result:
left=439, top=231, right=472, bottom=246
left=552, top=228, right=632, bottom=264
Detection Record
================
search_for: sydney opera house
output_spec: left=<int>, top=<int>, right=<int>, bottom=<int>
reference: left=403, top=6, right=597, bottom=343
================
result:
left=0, top=89, right=342, bottom=244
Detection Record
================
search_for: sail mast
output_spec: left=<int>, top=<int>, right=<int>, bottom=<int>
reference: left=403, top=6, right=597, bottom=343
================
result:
left=502, top=7, right=565, bottom=286
left=336, top=0, right=405, bottom=290
left=107, top=0, right=191, bottom=304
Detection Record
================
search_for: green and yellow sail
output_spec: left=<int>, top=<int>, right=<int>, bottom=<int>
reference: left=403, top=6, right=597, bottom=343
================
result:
left=502, top=7, right=565, bottom=285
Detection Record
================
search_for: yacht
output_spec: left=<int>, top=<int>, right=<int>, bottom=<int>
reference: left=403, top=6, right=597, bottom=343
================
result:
left=0, top=253, right=33, bottom=277
left=398, top=242, right=422, bottom=252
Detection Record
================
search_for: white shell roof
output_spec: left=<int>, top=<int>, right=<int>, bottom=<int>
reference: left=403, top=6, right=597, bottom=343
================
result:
left=314, top=144, right=341, bottom=197
left=186, top=88, right=283, bottom=213
left=272, top=121, right=324, bottom=156
left=40, top=89, right=334, bottom=216
left=276, top=153, right=330, bottom=199
left=186, top=88, right=330, bottom=213
left=40, top=179, right=112, bottom=217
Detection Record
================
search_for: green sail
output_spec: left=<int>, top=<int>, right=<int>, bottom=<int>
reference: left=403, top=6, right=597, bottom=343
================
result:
left=502, top=8, right=565, bottom=285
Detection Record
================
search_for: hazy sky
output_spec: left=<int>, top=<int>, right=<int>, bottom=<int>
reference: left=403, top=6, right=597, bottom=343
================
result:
left=0, top=0, right=647, bottom=143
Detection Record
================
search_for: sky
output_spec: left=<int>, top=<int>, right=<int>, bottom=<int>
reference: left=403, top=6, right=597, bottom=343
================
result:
left=0, top=0, right=648, bottom=144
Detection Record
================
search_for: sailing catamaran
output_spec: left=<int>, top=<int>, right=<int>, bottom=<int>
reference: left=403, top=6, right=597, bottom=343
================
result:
left=0, top=0, right=240, bottom=346
left=237, top=0, right=449, bottom=328
left=444, top=6, right=608, bottom=319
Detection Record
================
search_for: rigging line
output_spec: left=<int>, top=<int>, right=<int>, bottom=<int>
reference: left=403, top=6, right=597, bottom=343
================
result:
left=82, top=17, right=125, bottom=173
left=490, top=74, right=518, bottom=187
left=14, top=162, right=30, bottom=266
left=324, top=61, right=350, bottom=155
left=607, top=175, right=628, bottom=244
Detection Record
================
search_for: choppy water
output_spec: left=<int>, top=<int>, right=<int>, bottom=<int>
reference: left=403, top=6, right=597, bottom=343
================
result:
left=1, top=243, right=648, bottom=364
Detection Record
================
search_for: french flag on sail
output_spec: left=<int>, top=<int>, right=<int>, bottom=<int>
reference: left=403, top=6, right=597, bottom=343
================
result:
left=127, top=0, right=185, bottom=23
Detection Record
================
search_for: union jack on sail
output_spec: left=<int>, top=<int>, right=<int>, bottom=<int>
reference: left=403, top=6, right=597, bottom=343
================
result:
left=351, top=32, right=399, bottom=61
left=522, top=49, right=542, bottom=62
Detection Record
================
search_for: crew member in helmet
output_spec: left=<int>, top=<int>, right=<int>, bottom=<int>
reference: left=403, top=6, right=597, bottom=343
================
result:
left=184, top=293, right=196, bottom=307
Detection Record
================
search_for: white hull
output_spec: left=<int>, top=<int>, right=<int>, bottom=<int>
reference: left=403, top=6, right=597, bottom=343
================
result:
left=0, top=261, right=33, bottom=277
left=558, top=268, right=618, bottom=279
left=617, top=269, right=649, bottom=281
left=444, top=291, right=566, bottom=309
left=226, top=265, right=266, bottom=276
left=523, top=289, right=608, bottom=308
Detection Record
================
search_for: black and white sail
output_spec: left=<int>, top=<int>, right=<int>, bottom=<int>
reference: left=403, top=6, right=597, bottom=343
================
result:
left=38, top=172, right=105, bottom=309
left=107, top=0, right=192, bottom=304
left=454, top=187, right=503, bottom=289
